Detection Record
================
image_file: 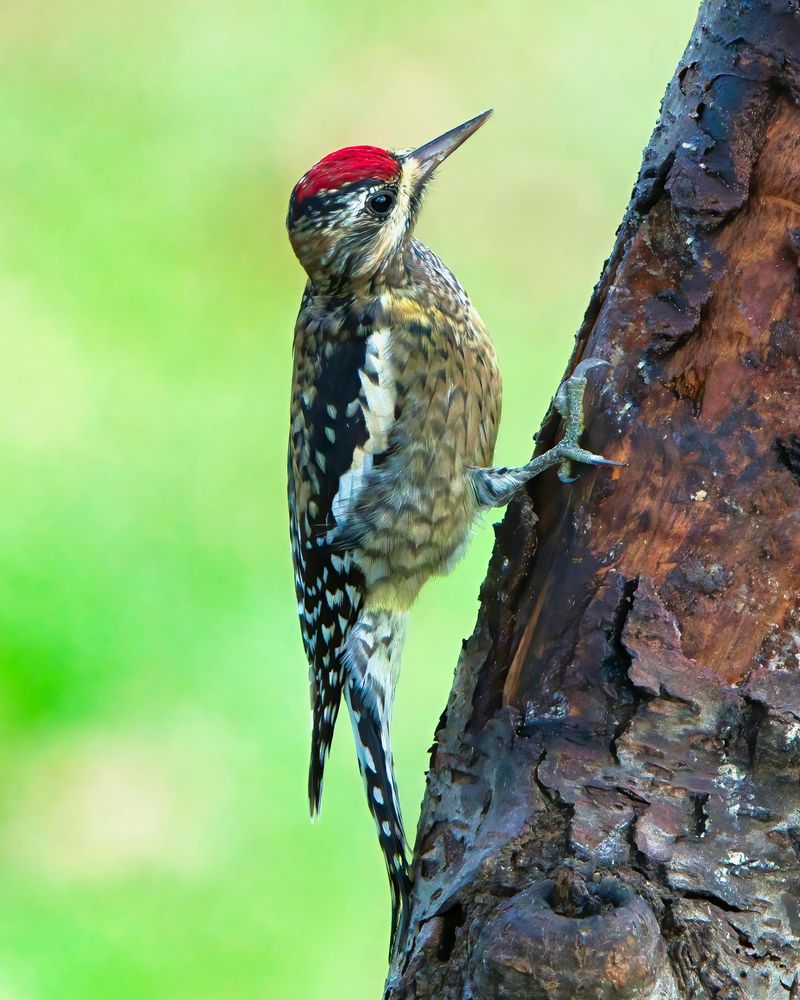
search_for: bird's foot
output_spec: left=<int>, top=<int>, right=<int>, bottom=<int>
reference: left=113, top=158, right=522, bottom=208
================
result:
left=470, top=357, right=623, bottom=509
left=549, top=357, right=624, bottom=483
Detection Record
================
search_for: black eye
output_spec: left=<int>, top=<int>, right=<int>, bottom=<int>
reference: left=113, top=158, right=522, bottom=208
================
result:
left=367, top=191, right=395, bottom=216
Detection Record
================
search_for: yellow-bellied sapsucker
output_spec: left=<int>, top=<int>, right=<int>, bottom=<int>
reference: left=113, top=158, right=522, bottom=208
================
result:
left=286, top=111, right=618, bottom=952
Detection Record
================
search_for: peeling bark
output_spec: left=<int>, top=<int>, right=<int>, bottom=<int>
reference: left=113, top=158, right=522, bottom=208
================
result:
left=386, top=2, right=800, bottom=997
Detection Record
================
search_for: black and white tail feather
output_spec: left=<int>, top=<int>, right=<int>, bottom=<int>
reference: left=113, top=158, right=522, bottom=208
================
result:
left=308, top=660, right=344, bottom=818
left=343, top=608, right=411, bottom=953
left=345, top=678, right=411, bottom=950
left=304, top=599, right=412, bottom=955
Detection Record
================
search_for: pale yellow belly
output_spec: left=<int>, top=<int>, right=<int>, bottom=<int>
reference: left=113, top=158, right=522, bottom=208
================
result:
left=359, top=460, right=479, bottom=611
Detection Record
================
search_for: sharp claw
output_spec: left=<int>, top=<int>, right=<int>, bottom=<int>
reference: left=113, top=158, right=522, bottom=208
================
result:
left=543, top=357, right=623, bottom=484
left=585, top=455, right=625, bottom=467
left=557, top=446, right=624, bottom=482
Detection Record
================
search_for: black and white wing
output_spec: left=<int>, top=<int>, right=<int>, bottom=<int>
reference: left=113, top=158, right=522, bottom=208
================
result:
left=288, top=315, right=396, bottom=813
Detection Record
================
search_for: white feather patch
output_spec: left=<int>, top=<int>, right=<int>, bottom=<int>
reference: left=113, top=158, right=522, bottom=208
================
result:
left=330, top=328, right=396, bottom=527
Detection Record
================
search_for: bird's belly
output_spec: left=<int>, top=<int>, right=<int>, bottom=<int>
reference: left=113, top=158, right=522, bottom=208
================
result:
left=359, top=466, right=476, bottom=612
left=351, top=303, right=501, bottom=613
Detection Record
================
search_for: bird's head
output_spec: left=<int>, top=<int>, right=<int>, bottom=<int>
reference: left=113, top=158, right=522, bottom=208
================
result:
left=286, top=110, right=492, bottom=290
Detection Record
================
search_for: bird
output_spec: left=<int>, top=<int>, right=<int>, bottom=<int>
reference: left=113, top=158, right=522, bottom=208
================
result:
left=285, top=110, right=618, bottom=955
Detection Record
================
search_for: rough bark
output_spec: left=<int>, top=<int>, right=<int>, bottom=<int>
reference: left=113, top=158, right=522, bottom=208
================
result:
left=386, top=2, right=800, bottom=997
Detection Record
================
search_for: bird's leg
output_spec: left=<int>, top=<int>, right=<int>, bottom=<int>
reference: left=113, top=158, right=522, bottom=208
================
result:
left=470, top=357, right=623, bottom=510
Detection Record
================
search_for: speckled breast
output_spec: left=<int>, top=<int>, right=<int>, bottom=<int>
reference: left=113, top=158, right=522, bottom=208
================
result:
left=356, top=284, right=502, bottom=610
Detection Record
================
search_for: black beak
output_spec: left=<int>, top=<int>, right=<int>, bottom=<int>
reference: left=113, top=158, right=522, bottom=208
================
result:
left=407, top=110, right=493, bottom=180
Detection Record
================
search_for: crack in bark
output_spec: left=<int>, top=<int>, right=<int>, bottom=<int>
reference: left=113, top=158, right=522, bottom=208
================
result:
left=776, top=435, right=800, bottom=485
left=679, top=889, right=750, bottom=915
left=607, top=577, right=643, bottom=767
left=691, top=793, right=710, bottom=838
left=436, top=904, right=466, bottom=962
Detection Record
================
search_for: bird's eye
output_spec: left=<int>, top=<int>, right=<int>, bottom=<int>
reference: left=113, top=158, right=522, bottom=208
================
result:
left=367, top=191, right=395, bottom=216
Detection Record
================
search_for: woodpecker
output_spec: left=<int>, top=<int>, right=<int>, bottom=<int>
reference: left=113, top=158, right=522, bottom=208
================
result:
left=286, top=110, right=618, bottom=953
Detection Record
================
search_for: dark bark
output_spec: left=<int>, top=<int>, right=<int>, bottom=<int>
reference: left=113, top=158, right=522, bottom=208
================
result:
left=386, top=2, right=800, bottom=997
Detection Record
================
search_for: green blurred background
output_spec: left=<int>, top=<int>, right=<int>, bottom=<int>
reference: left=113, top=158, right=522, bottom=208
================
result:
left=0, top=2, right=698, bottom=997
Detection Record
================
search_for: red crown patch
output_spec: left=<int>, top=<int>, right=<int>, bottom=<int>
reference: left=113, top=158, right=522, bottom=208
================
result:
left=293, top=146, right=400, bottom=203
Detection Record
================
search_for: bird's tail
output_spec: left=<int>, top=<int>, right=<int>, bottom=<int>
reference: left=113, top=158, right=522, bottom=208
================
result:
left=308, top=661, right=344, bottom=817
left=345, top=677, right=411, bottom=953
left=343, top=609, right=411, bottom=955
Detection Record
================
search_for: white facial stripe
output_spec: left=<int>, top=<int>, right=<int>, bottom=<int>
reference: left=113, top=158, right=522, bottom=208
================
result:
left=354, top=160, right=422, bottom=276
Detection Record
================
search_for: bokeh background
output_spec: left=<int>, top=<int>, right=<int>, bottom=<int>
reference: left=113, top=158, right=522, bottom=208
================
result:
left=0, top=2, right=699, bottom=997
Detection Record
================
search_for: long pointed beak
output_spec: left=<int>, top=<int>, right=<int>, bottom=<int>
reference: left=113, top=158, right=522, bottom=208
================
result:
left=407, top=109, right=493, bottom=180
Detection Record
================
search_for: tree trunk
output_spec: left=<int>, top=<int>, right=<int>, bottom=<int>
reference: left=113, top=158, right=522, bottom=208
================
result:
left=386, top=2, right=800, bottom=997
